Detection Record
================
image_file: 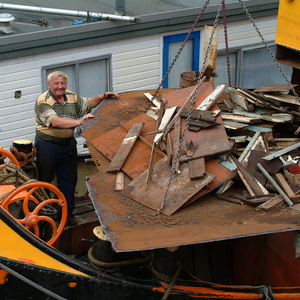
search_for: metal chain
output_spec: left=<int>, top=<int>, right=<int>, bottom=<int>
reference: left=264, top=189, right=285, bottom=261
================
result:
left=222, top=0, right=232, bottom=87
left=144, top=0, right=211, bottom=113
left=156, top=1, right=224, bottom=215
left=239, top=0, right=300, bottom=101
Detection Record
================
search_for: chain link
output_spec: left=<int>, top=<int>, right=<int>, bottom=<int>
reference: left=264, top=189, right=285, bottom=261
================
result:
left=239, top=0, right=300, bottom=101
left=156, top=1, right=224, bottom=215
left=144, top=0, right=211, bottom=113
left=222, top=0, right=231, bottom=87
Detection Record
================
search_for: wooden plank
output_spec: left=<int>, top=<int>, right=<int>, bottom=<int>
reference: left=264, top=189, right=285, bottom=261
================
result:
left=223, top=120, right=249, bottom=130
left=257, top=163, right=293, bottom=206
left=203, top=24, right=218, bottom=87
left=197, top=84, right=228, bottom=111
left=263, top=93, right=300, bottom=105
left=233, top=107, right=293, bottom=123
left=145, top=143, right=157, bottom=190
left=255, top=195, right=284, bottom=211
left=262, top=141, right=300, bottom=161
left=228, top=86, right=253, bottom=111
left=166, top=133, right=173, bottom=165
left=237, top=88, right=265, bottom=107
left=172, top=117, right=181, bottom=173
left=228, top=136, right=247, bottom=143
left=239, top=129, right=268, bottom=166
left=231, top=156, right=268, bottom=196
left=188, top=157, right=205, bottom=179
left=115, top=172, right=125, bottom=191
left=275, top=173, right=298, bottom=201
left=188, top=119, right=220, bottom=128
left=119, top=121, right=166, bottom=158
left=107, top=122, right=145, bottom=173
left=221, top=113, right=262, bottom=124
left=254, top=84, right=297, bottom=93
left=120, top=157, right=215, bottom=216
left=144, top=92, right=161, bottom=108
left=176, top=107, right=216, bottom=122
left=146, top=109, right=158, bottom=120
left=154, top=106, right=177, bottom=144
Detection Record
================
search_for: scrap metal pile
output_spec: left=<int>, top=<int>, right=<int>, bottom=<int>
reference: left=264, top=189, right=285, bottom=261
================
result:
left=217, top=83, right=300, bottom=213
left=83, top=80, right=300, bottom=251
left=89, top=80, right=300, bottom=217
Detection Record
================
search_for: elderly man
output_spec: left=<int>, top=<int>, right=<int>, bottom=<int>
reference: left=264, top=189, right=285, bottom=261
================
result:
left=35, top=71, right=119, bottom=226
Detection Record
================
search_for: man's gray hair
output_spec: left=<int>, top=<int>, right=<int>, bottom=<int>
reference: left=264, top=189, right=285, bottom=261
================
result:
left=47, top=71, right=68, bottom=84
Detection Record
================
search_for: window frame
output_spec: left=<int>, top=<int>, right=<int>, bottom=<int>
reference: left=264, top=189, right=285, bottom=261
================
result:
left=41, top=55, right=112, bottom=94
left=162, top=31, right=200, bottom=88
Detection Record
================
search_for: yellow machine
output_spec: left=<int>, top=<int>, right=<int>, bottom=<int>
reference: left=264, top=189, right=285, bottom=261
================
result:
left=275, top=0, right=300, bottom=52
left=276, top=0, right=300, bottom=95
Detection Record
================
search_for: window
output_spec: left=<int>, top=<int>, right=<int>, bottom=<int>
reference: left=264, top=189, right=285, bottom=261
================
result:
left=43, top=56, right=110, bottom=98
left=43, top=56, right=111, bottom=136
left=215, top=46, right=292, bottom=89
left=163, top=31, right=200, bottom=88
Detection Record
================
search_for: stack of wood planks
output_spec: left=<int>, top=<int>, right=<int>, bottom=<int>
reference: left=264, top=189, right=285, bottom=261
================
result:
left=216, top=83, right=300, bottom=213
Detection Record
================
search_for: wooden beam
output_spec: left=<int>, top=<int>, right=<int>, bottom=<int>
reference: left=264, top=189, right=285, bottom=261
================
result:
left=154, top=106, right=177, bottom=144
left=119, top=122, right=166, bottom=157
left=255, top=195, right=284, bottom=211
left=115, top=172, right=125, bottom=191
left=257, top=163, right=293, bottom=206
left=172, top=116, right=181, bottom=173
left=197, top=84, right=228, bottom=111
left=107, top=122, right=144, bottom=173
left=188, top=157, right=205, bottom=179
left=262, top=141, right=300, bottom=161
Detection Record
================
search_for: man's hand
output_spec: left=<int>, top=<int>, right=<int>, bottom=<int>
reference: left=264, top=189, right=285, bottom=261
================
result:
left=90, top=92, right=120, bottom=108
left=104, top=92, right=119, bottom=99
left=79, top=113, right=94, bottom=125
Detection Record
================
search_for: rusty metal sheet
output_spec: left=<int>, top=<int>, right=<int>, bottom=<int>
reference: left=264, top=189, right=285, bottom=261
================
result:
left=90, top=114, right=164, bottom=179
left=86, top=154, right=300, bottom=252
left=82, top=87, right=300, bottom=252
left=120, top=157, right=215, bottom=216
left=160, top=84, right=231, bottom=162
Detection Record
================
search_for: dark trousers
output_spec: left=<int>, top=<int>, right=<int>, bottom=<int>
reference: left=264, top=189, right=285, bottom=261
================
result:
left=34, top=135, right=78, bottom=213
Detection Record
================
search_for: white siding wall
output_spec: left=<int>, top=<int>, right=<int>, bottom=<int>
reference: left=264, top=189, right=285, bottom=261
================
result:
left=217, top=15, right=277, bottom=51
left=0, top=15, right=277, bottom=153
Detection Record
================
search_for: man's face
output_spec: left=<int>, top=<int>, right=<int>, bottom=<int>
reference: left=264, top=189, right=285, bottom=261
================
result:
left=48, top=75, right=67, bottom=99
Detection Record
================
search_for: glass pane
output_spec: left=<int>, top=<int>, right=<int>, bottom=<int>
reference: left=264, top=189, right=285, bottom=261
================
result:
left=46, top=65, right=76, bottom=93
left=168, top=40, right=193, bottom=88
left=215, top=53, right=237, bottom=86
left=78, top=59, right=108, bottom=97
left=241, top=46, right=293, bottom=89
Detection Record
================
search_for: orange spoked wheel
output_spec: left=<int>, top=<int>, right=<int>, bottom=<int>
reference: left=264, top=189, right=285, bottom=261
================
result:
left=0, top=148, right=20, bottom=168
left=0, top=182, right=67, bottom=246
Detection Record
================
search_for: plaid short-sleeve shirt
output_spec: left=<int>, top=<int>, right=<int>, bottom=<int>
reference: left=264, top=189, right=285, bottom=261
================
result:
left=35, top=90, right=91, bottom=143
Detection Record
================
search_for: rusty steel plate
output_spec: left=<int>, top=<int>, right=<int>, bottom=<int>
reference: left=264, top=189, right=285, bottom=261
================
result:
left=120, top=157, right=216, bottom=216
left=82, top=87, right=300, bottom=252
